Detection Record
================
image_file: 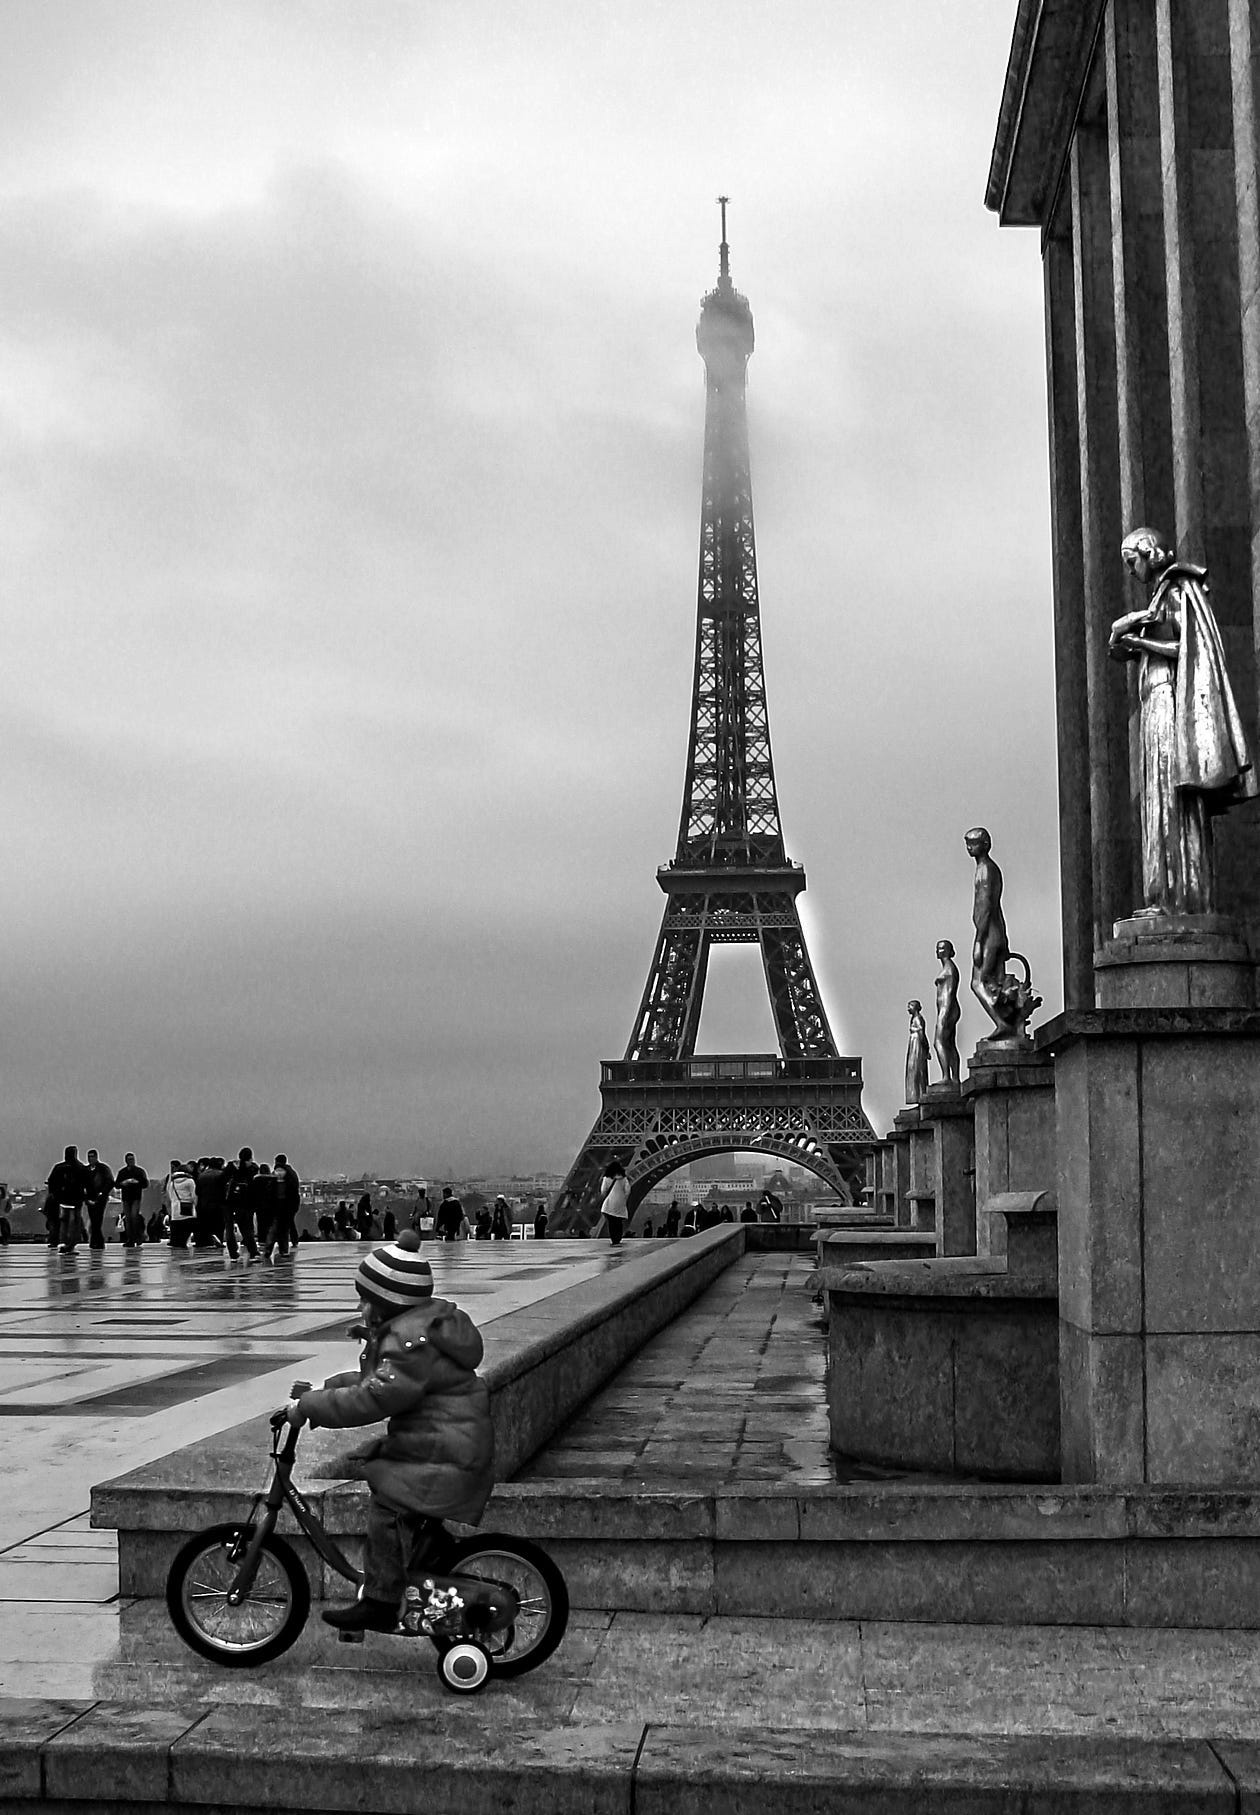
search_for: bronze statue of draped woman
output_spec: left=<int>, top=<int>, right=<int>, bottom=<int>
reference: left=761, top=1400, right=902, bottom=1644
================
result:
left=1111, top=529, right=1257, bottom=916
left=905, top=1000, right=929, bottom=1105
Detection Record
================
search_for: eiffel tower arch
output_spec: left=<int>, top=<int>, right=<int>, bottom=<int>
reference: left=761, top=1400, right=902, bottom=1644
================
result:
left=552, top=205, right=874, bottom=1230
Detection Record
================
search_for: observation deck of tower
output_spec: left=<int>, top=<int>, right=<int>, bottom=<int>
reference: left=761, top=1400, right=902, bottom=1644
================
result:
left=552, top=204, right=873, bottom=1228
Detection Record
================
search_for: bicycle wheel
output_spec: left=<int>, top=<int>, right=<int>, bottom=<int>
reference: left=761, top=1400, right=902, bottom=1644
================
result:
left=166, top=1522, right=310, bottom=1666
left=444, top=1532, right=568, bottom=1678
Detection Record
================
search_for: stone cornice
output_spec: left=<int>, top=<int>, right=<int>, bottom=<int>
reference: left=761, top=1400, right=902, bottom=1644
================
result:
left=986, top=0, right=1108, bottom=227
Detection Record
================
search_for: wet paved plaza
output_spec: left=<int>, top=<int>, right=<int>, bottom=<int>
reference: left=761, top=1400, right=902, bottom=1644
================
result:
left=0, top=1238, right=633, bottom=1576
left=519, top=1252, right=837, bottom=1486
left=4, top=1240, right=1260, bottom=1743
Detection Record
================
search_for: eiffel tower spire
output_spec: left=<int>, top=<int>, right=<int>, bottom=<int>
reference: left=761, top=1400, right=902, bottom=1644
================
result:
left=551, top=208, right=871, bottom=1228
left=626, top=203, right=836, bottom=1063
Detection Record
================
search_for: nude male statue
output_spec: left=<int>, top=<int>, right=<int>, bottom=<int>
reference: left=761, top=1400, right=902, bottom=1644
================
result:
left=933, top=939, right=961, bottom=1086
left=965, top=826, right=1040, bottom=1042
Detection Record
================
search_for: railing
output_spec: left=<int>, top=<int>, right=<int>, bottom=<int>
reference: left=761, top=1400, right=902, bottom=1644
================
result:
left=600, top=1054, right=863, bottom=1087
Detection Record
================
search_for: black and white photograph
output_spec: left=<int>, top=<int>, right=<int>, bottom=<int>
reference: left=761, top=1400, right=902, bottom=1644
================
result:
left=2, top=0, right=1260, bottom=1805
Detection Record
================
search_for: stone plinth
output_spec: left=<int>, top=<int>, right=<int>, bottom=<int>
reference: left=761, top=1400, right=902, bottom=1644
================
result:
left=1041, top=1007, right=1260, bottom=1486
left=964, top=1041, right=1056, bottom=1258
left=823, top=1195, right=1059, bottom=1481
left=1095, top=915, right=1255, bottom=1010
left=894, top=1105, right=935, bottom=1233
left=917, top=1085, right=976, bottom=1256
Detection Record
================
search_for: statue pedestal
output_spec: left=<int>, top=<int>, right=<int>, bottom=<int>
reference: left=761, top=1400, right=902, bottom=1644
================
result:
left=888, top=1107, right=917, bottom=1229
left=964, top=1041, right=1056, bottom=1259
left=916, top=1084, right=976, bottom=1256
left=1042, top=1004, right=1260, bottom=1484
left=1095, top=914, right=1254, bottom=1009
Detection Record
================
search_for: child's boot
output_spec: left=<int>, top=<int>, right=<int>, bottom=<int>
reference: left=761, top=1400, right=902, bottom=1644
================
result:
left=322, top=1593, right=400, bottom=1633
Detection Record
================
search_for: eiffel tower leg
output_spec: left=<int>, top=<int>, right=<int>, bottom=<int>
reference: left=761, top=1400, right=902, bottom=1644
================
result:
left=626, top=902, right=711, bottom=1062
left=758, top=895, right=836, bottom=1059
left=549, top=1124, right=618, bottom=1235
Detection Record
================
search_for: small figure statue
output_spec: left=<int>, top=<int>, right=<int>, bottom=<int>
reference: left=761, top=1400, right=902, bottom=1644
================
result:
left=905, top=1000, right=929, bottom=1104
left=965, top=827, right=1041, bottom=1042
left=1111, top=528, right=1257, bottom=916
left=933, top=939, right=961, bottom=1086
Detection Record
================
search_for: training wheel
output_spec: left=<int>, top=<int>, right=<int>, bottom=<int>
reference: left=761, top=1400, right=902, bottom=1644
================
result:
left=437, top=1641, right=490, bottom=1694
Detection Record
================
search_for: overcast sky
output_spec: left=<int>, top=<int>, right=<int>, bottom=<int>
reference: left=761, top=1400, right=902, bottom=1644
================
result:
left=1, top=1, right=1057, bottom=1182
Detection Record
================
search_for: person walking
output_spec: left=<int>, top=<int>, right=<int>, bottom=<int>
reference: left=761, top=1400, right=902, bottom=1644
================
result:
left=248, top=1163, right=284, bottom=1260
left=83, top=1150, right=115, bottom=1250
left=273, top=1154, right=301, bottom=1252
left=435, top=1186, right=466, bottom=1243
left=164, top=1161, right=198, bottom=1250
left=46, top=1146, right=92, bottom=1254
left=490, top=1196, right=513, bottom=1241
left=532, top=1203, right=548, bottom=1241
left=223, top=1147, right=261, bottom=1261
left=116, top=1153, right=150, bottom=1248
left=409, top=1189, right=432, bottom=1240
left=664, top=1201, right=680, bottom=1238
left=597, top=1160, right=629, bottom=1247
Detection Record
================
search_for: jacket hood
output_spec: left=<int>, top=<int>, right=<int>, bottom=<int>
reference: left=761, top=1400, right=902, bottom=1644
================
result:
left=387, top=1297, right=483, bottom=1370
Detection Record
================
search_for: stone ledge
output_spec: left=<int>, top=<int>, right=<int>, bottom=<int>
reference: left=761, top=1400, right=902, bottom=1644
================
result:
left=92, top=1226, right=744, bottom=1534
left=821, top=1256, right=1054, bottom=1301
left=1038, top=1007, right=1260, bottom=1049
left=0, top=1700, right=1240, bottom=1815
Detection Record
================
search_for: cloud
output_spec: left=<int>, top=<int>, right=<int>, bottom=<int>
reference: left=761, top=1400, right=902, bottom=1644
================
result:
left=0, top=1, right=1060, bottom=1178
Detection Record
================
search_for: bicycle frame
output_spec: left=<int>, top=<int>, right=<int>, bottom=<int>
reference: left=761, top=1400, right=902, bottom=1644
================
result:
left=227, top=1418, right=364, bottom=1603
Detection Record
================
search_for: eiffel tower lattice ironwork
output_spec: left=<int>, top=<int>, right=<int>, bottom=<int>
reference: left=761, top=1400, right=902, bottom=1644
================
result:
left=551, top=205, right=874, bottom=1229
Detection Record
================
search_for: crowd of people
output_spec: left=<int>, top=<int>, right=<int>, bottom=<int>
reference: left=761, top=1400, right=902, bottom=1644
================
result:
left=25, top=1149, right=788, bottom=1258
left=41, top=1145, right=302, bottom=1260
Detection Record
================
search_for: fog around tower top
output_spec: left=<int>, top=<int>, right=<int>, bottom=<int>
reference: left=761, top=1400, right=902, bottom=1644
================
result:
left=0, top=1, right=1055, bottom=1177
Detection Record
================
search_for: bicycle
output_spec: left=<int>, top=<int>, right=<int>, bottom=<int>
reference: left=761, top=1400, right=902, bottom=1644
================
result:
left=165, top=1399, right=568, bottom=1694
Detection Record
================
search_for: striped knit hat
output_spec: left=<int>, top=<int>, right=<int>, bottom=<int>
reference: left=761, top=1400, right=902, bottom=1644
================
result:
left=355, top=1228, right=433, bottom=1310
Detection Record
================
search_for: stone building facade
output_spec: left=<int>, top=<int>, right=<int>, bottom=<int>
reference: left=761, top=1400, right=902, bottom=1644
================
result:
left=988, top=0, right=1260, bottom=1006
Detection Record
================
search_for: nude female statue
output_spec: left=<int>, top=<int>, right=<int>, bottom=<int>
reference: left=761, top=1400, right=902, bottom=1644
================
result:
left=933, top=940, right=961, bottom=1086
left=1110, top=528, right=1256, bottom=915
left=905, top=1000, right=929, bottom=1105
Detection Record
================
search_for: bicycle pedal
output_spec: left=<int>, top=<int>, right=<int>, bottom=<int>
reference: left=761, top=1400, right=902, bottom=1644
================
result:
left=337, top=1628, right=365, bottom=1645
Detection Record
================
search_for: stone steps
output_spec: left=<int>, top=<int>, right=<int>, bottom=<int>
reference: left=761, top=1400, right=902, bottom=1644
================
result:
left=1, top=1695, right=1249, bottom=1815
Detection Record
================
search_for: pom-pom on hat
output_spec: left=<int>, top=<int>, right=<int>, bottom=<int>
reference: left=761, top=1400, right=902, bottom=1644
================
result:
left=355, top=1228, right=434, bottom=1309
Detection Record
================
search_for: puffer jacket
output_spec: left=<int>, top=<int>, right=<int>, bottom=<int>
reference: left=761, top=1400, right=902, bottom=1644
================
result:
left=298, top=1298, right=494, bottom=1522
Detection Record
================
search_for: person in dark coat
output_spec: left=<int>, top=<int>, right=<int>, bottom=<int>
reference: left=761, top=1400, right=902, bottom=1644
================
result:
left=490, top=1197, right=513, bottom=1241
left=274, top=1154, right=301, bottom=1250
left=289, top=1230, right=494, bottom=1633
left=193, top=1157, right=228, bottom=1250
left=532, top=1203, right=548, bottom=1241
left=116, top=1154, right=150, bottom=1248
left=223, top=1148, right=261, bottom=1260
left=250, top=1164, right=286, bottom=1260
left=46, top=1146, right=92, bottom=1253
left=474, top=1207, right=492, bottom=1241
left=83, top=1150, right=115, bottom=1249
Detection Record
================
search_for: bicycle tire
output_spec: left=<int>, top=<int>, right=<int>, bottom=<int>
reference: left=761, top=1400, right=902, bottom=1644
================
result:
left=444, top=1531, right=568, bottom=1678
left=166, top=1522, right=310, bottom=1666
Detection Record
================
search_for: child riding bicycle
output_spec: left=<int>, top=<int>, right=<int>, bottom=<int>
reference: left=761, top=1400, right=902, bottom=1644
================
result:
left=286, top=1229, right=494, bottom=1632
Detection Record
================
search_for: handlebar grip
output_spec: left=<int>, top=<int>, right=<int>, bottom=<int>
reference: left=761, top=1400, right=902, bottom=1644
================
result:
left=269, top=1408, right=289, bottom=1431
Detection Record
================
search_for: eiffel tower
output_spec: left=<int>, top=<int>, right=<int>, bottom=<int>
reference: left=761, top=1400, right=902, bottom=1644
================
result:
left=552, top=204, right=873, bottom=1230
